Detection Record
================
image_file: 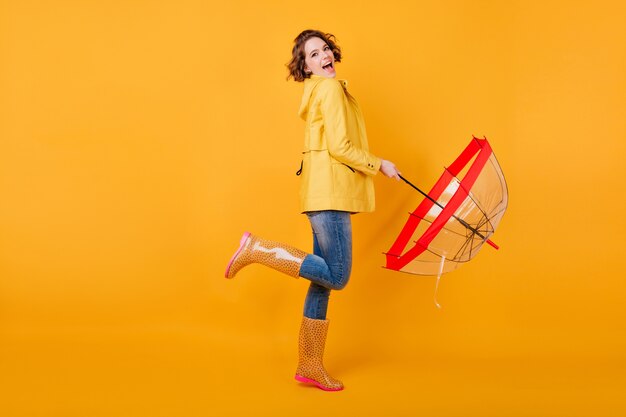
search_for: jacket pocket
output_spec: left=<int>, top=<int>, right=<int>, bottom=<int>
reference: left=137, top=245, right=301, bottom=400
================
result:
left=331, top=161, right=360, bottom=198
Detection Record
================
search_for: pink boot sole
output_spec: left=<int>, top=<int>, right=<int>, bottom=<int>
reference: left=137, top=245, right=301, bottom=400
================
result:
left=294, top=374, right=344, bottom=391
left=224, top=232, right=251, bottom=278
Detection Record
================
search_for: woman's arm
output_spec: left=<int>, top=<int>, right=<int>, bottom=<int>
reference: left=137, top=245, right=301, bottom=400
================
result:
left=318, top=80, right=381, bottom=175
left=318, top=79, right=401, bottom=180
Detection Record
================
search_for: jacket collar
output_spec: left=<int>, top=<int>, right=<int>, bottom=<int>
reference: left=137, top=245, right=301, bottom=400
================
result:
left=298, top=75, right=348, bottom=119
left=309, top=74, right=348, bottom=88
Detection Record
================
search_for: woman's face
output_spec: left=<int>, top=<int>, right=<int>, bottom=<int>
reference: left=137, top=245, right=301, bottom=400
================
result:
left=303, top=37, right=336, bottom=78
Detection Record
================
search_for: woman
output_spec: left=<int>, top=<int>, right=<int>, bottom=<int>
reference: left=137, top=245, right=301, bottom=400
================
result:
left=225, top=29, right=401, bottom=391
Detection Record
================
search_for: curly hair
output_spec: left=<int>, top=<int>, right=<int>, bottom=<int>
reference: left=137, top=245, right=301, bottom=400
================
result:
left=286, top=30, right=342, bottom=82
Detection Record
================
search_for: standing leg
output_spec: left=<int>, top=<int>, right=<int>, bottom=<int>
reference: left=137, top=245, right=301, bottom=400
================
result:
left=295, top=210, right=352, bottom=392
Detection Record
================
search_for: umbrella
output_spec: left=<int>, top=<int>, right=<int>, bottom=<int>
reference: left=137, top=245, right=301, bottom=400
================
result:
left=385, top=136, right=508, bottom=284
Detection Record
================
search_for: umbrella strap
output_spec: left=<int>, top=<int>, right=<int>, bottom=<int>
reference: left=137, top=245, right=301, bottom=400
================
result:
left=433, top=254, right=446, bottom=309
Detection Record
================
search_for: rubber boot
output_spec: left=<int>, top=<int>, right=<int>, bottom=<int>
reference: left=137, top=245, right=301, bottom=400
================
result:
left=225, top=232, right=307, bottom=279
left=294, top=317, right=344, bottom=391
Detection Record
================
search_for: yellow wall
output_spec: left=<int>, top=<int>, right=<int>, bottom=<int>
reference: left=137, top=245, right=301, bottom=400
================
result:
left=1, top=1, right=625, bottom=415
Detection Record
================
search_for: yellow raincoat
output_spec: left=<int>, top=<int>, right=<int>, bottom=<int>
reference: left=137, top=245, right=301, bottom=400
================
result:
left=298, top=75, right=381, bottom=213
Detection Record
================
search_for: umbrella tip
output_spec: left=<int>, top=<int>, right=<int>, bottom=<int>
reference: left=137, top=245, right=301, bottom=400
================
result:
left=486, top=239, right=499, bottom=250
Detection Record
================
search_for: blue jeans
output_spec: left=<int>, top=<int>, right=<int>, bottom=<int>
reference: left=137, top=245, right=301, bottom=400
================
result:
left=298, top=210, right=352, bottom=320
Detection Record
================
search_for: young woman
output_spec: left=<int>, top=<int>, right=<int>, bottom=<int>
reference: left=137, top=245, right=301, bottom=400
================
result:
left=225, top=29, right=401, bottom=392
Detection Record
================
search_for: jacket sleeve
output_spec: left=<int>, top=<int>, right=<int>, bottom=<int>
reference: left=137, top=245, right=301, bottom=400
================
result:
left=317, top=80, right=382, bottom=175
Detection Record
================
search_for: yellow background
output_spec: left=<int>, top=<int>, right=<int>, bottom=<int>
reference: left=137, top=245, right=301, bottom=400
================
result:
left=1, top=1, right=625, bottom=416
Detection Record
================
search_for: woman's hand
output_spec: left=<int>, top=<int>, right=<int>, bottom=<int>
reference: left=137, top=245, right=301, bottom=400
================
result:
left=380, top=159, right=401, bottom=180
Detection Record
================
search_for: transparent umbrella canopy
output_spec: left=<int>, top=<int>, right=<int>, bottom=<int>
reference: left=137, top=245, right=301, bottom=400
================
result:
left=385, top=136, right=508, bottom=277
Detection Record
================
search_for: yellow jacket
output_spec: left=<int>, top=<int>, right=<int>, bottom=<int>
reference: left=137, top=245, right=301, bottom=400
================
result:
left=298, top=75, right=382, bottom=213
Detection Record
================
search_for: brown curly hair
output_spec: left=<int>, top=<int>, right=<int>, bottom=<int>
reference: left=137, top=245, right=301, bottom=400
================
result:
left=286, top=30, right=342, bottom=82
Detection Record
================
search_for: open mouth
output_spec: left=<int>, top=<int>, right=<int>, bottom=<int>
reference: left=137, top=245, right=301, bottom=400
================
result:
left=322, top=62, right=334, bottom=73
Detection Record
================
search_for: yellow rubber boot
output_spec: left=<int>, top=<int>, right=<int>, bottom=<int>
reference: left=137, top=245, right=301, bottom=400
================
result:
left=224, top=232, right=307, bottom=279
left=294, top=317, right=344, bottom=391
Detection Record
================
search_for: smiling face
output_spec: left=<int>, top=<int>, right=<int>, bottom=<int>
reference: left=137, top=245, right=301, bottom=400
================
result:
left=303, top=36, right=336, bottom=78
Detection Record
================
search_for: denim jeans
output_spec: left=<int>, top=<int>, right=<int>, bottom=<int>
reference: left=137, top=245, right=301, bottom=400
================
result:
left=298, top=210, right=352, bottom=320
